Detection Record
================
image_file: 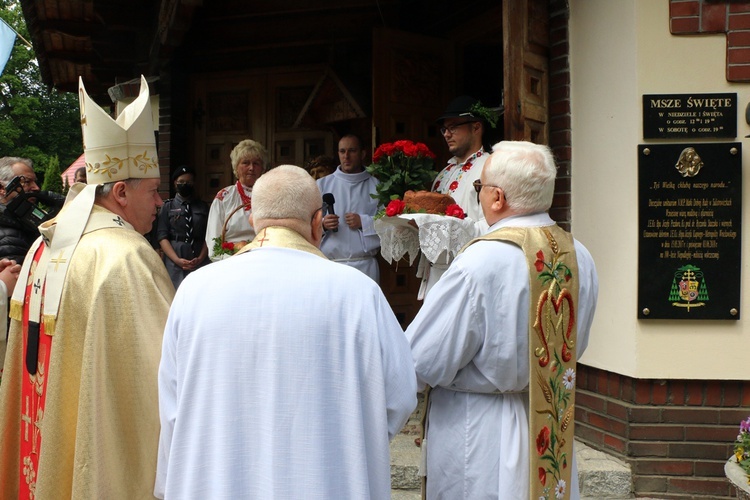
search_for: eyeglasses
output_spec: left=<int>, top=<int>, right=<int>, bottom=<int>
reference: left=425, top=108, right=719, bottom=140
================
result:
left=440, top=121, right=476, bottom=135
left=312, top=202, right=328, bottom=223
left=473, top=179, right=503, bottom=204
left=19, top=176, right=37, bottom=186
left=175, top=182, right=194, bottom=187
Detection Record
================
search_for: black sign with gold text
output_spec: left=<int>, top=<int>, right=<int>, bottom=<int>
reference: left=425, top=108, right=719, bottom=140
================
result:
left=643, top=93, right=736, bottom=139
left=638, top=143, right=741, bottom=319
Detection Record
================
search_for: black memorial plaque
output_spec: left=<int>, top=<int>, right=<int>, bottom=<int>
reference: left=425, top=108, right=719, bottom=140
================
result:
left=643, top=93, right=736, bottom=139
left=638, top=143, right=741, bottom=320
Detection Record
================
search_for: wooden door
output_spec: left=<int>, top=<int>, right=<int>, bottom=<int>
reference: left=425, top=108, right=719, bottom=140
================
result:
left=372, top=27, right=456, bottom=167
left=189, top=73, right=268, bottom=201
left=372, top=27, right=456, bottom=328
left=503, top=0, right=549, bottom=143
left=189, top=68, right=336, bottom=201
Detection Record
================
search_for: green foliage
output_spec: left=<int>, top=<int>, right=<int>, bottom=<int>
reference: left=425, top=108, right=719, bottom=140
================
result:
left=469, top=101, right=500, bottom=129
left=41, top=155, right=63, bottom=193
left=366, top=140, right=437, bottom=207
left=0, top=1, right=82, bottom=180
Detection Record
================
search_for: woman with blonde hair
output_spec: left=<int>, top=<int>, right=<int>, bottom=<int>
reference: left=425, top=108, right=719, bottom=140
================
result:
left=205, top=139, right=269, bottom=260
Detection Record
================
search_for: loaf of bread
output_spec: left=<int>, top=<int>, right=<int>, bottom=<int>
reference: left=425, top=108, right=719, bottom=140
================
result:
left=403, top=190, right=456, bottom=214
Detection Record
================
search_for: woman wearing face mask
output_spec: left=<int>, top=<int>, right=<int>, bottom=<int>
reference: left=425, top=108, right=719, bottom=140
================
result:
left=157, top=166, right=210, bottom=289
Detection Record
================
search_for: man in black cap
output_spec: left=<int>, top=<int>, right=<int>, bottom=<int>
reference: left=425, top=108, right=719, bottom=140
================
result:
left=431, top=95, right=489, bottom=223
left=415, top=96, right=491, bottom=298
left=156, top=165, right=210, bottom=288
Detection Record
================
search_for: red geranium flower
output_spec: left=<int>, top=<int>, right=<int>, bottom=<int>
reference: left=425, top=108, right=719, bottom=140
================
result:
left=534, top=250, right=545, bottom=272
left=385, top=199, right=406, bottom=217
left=444, top=203, right=465, bottom=219
left=222, top=241, right=235, bottom=251
left=402, top=141, right=418, bottom=157
left=536, top=427, right=551, bottom=456
left=416, top=142, right=436, bottom=159
left=392, top=140, right=409, bottom=153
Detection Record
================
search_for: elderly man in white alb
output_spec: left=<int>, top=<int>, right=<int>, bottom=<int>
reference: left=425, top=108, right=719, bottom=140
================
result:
left=0, top=76, right=174, bottom=499
left=407, top=141, right=598, bottom=499
left=156, top=165, right=416, bottom=499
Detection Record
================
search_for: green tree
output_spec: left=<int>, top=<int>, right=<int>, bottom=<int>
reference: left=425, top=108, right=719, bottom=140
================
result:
left=0, top=0, right=81, bottom=179
left=41, top=155, right=63, bottom=194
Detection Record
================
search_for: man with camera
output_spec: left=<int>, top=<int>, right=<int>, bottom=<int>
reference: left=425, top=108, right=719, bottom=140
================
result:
left=0, top=157, right=64, bottom=264
left=0, top=157, right=43, bottom=264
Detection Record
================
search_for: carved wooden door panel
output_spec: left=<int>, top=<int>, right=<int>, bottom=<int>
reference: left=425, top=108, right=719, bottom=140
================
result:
left=371, top=28, right=456, bottom=328
left=503, top=0, right=549, bottom=143
left=372, top=27, right=455, bottom=167
left=189, top=69, right=336, bottom=201
left=189, top=74, right=268, bottom=201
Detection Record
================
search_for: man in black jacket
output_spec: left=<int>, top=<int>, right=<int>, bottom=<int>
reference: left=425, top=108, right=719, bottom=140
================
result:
left=0, top=157, right=63, bottom=264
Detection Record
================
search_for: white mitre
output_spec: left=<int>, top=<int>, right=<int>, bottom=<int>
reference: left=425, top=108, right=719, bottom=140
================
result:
left=10, top=75, right=159, bottom=333
left=79, top=74, right=159, bottom=184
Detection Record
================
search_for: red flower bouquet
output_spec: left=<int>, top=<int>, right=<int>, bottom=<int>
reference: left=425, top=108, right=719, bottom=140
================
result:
left=366, top=140, right=437, bottom=207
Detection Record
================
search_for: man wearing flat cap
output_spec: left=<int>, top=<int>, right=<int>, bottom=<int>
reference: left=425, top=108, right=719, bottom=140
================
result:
left=0, top=76, right=174, bottom=499
left=431, top=95, right=490, bottom=224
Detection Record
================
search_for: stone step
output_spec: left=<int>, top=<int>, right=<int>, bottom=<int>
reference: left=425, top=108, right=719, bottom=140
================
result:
left=577, top=440, right=633, bottom=499
left=390, top=436, right=638, bottom=499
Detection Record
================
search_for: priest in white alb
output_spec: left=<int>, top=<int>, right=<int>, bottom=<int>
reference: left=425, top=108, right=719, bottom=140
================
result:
left=407, top=141, right=598, bottom=499
left=0, top=76, right=174, bottom=499
left=317, top=134, right=381, bottom=282
left=155, top=164, right=417, bottom=499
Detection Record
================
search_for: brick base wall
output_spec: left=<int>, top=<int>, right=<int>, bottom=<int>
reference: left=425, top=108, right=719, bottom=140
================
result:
left=575, top=365, right=749, bottom=498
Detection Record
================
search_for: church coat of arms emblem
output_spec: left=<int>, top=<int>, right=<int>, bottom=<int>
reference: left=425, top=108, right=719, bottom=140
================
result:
left=669, top=264, right=709, bottom=311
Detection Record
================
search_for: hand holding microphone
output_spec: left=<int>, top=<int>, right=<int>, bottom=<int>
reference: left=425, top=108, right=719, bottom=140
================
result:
left=322, top=193, right=338, bottom=232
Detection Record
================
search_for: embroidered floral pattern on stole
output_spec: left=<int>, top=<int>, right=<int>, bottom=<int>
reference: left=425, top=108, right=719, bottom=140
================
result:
left=532, top=228, right=576, bottom=500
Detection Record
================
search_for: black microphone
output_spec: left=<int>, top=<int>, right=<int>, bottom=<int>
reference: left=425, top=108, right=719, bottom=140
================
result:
left=322, top=193, right=337, bottom=232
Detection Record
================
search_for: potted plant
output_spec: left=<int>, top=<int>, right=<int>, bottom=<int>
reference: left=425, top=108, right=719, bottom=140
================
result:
left=726, top=415, right=750, bottom=499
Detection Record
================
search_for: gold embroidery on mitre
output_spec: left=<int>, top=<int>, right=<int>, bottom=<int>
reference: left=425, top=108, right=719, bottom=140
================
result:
left=79, top=75, right=158, bottom=184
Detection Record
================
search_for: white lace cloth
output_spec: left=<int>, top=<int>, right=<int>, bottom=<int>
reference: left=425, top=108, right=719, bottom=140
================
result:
left=374, top=214, right=480, bottom=265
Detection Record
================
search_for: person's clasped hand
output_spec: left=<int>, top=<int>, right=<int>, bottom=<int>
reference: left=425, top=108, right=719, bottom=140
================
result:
left=0, top=258, right=21, bottom=296
left=344, top=213, right=362, bottom=230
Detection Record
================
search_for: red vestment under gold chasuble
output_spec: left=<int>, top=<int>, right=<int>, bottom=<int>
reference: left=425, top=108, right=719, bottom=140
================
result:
left=469, top=224, right=579, bottom=500
left=19, top=243, right=49, bottom=498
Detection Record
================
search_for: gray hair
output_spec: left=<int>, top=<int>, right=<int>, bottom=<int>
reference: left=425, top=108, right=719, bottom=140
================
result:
left=95, top=178, right=143, bottom=199
left=0, top=157, right=33, bottom=184
left=251, top=164, right=321, bottom=233
left=484, top=141, right=557, bottom=214
left=230, top=139, right=269, bottom=177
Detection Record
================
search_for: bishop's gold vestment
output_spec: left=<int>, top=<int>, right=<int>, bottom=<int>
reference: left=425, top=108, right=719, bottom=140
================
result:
left=0, top=205, right=174, bottom=499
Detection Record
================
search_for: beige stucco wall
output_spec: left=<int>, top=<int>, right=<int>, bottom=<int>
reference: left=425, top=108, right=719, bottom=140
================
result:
left=570, top=0, right=750, bottom=379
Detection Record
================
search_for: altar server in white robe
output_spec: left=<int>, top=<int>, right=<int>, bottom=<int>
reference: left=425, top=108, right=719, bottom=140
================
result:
left=317, top=134, right=381, bottom=282
left=407, top=141, right=598, bottom=499
left=156, top=164, right=417, bottom=499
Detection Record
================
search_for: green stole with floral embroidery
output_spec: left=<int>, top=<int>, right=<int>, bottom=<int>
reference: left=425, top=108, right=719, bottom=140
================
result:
left=467, top=223, right=579, bottom=500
